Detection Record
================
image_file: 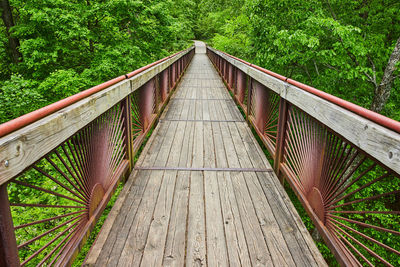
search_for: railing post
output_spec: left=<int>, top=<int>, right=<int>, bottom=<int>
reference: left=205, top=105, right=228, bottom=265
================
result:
left=154, top=75, right=160, bottom=114
left=160, top=69, right=169, bottom=103
left=236, top=69, right=246, bottom=104
left=252, top=80, right=269, bottom=133
left=121, top=96, right=134, bottom=171
left=0, top=184, right=20, bottom=267
left=168, top=65, right=172, bottom=91
left=274, top=97, right=289, bottom=184
left=246, top=76, right=252, bottom=119
left=233, top=66, right=237, bottom=95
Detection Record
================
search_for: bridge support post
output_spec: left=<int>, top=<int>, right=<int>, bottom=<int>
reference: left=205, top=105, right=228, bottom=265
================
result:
left=0, top=184, right=19, bottom=267
left=274, top=98, right=289, bottom=184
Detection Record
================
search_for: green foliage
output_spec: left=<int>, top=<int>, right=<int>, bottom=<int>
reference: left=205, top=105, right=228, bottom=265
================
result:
left=0, top=0, right=195, bottom=124
left=38, top=69, right=89, bottom=104
left=197, top=0, right=400, bottom=121
left=0, top=74, right=43, bottom=123
left=212, top=13, right=252, bottom=60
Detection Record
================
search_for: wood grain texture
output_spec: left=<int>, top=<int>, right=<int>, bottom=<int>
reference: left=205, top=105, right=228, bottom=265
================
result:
left=162, top=171, right=190, bottom=267
left=186, top=171, right=206, bottom=266
left=204, top=171, right=229, bottom=266
left=85, top=51, right=326, bottom=267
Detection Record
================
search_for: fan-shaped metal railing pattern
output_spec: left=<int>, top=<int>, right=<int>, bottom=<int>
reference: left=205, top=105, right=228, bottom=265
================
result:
left=8, top=105, right=127, bottom=266
left=0, top=46, right=194, bottom=266
left=249, top=80, right=280, bottom=155
left=281, top=106, right=400, bottom=266
left=207, top=46, right=400, bottom=266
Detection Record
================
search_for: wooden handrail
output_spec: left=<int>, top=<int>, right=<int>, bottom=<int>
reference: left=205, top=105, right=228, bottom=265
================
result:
left=0, top=51, right=187, bottom=139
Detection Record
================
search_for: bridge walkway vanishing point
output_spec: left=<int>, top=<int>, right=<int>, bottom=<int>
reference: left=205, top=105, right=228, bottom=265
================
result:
left=84, top=42, right=327, bottom=266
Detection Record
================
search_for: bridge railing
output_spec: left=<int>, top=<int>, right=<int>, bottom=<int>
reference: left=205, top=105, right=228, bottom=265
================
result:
left=207, top=46, right=400, bottom=266
left=0, top=46, right=195, bottom=266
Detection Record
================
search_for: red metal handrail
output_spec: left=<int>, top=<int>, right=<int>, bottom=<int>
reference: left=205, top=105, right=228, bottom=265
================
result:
left=0, top=51, right=184, bottom=138
left=211, top=46, right=400, bottom=134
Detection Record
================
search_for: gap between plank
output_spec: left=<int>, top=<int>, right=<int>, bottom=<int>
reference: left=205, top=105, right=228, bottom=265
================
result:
left=134, top=166, right=274, bottom=172
left=160, top=119, right=244, bottom=122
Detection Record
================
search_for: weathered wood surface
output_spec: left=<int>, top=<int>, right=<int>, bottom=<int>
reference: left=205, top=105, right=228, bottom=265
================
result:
left=84, top=44, right=326, bottom=266
left=0, top=47, right=194, bottom=186
left=208, top=46, right=400, bottom=176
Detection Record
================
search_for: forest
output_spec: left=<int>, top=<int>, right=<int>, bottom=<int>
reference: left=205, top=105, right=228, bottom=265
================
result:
left=1, top=0, right=399, bottom=266
left=1, top=0, right=399, bottom=123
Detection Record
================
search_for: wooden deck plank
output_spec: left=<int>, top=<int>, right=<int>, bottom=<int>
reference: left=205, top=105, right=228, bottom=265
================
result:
left=211, top=121, right=228, bottom=168
left=229, top=171, right=273, bottom=266
left=243, top=172, right=295, bottom=266
left=140, top=170, right=177, bottom=266
left=192, top=121, right=204, bottom=168
left=204, top=171, right=229, bottom=266
left=219, top=122, right=241, bottom=168
left=186, top=171, right=207, bottom=266
left=118, top=119, right=178, bottom=265
left=102, top=170, right=152, bottom=267
left=257, top=172, right=327, bottom=266
left=85, top=50, right=327, bottom=267
left=217, top=171, right=252, bottom=266
left=163, top=171, right=190, bottom=266
left=166, top=121, right=186, bottom=167
left=179, top=121, right=195, bottom=168
left=117, top=170, right=164, bottom=266
left=202, top=100, right=211, bottom=120
left=203, top=122, right=216, bottom=168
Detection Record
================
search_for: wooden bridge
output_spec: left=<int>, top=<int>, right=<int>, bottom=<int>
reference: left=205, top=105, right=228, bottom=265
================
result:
left=0, top=41, right=399, bottom=266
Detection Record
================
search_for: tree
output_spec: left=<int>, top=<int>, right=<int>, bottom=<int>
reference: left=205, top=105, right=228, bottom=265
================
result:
left=0, top=0, right=21, bottom=63
left=370, top=36, right=400, bottom=113
left=247, top=0, right=400, bottom=119
left=0, top=0, right=196, bottom=124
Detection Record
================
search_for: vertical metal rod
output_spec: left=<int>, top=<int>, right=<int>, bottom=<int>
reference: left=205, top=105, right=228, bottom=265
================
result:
left=274, top=98, right=289, bottom=184
left=0, top=184, right=20, bottom=267
left=121, top=96, right=134, bottom=171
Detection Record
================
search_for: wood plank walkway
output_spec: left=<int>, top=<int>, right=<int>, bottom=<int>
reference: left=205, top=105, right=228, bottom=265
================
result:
left=84, top=42, right=327, bottom=267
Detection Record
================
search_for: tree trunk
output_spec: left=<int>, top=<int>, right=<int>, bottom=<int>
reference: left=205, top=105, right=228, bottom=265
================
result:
left=0, top=0, right=21, bottom=64
left=370, top=37, right=400, bottom=113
